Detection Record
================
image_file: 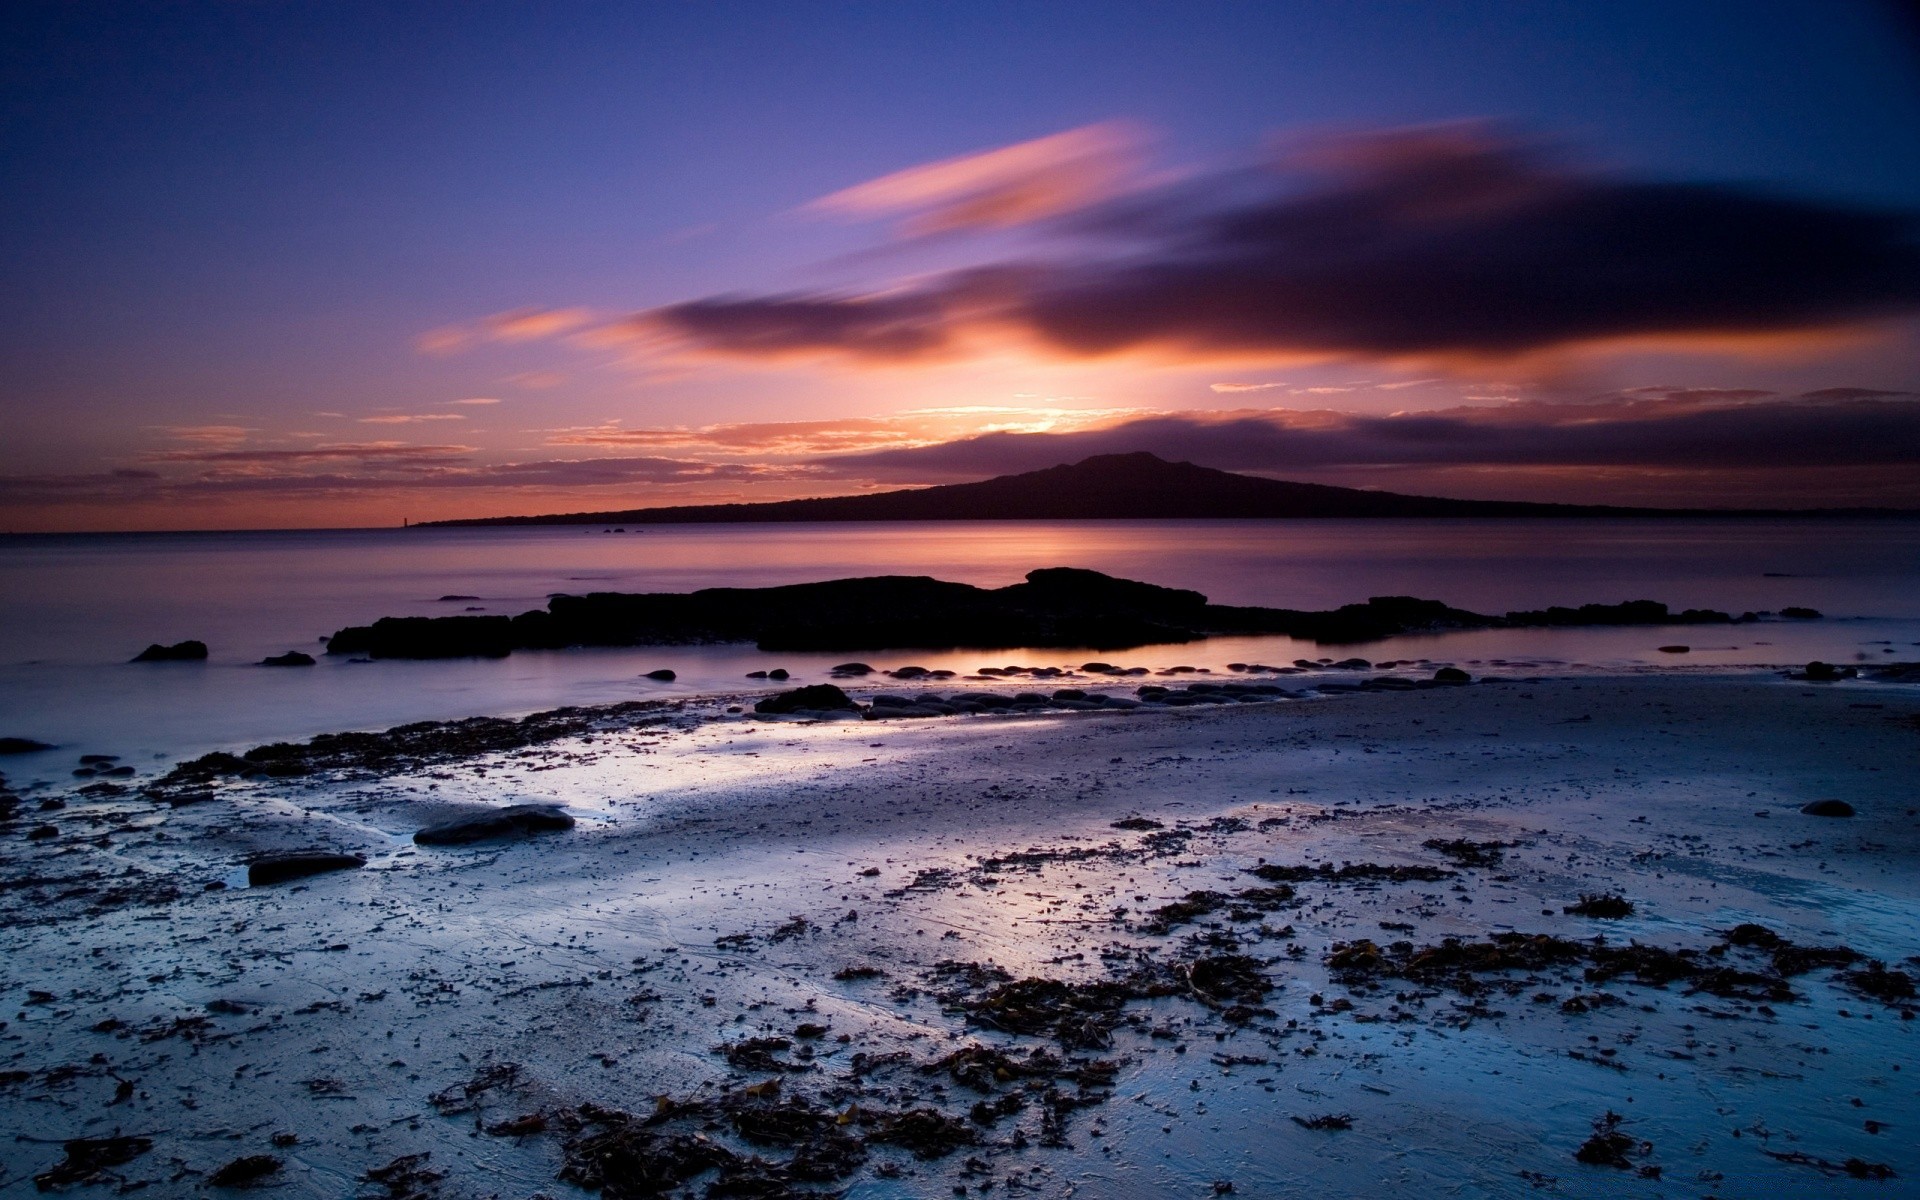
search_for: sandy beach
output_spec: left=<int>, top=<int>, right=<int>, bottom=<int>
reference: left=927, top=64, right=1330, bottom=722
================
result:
left=3, top=670, right=1916, bottom=1197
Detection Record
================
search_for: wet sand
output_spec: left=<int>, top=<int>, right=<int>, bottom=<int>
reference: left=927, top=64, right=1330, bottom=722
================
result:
left=2, top=672, right=1917, bottom=1197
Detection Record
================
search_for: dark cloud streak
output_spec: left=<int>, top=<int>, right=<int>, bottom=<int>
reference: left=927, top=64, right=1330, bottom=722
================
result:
left=642, top=128, right=1920, bottom=363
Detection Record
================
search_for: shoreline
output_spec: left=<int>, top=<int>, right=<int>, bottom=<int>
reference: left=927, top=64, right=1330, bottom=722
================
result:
left=3, top=671, right=1917, bottom=1196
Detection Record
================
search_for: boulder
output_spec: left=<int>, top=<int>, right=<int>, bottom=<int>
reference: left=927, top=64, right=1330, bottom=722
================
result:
left=260, top=651, right=316, bottom=667
left=1799, top=799, right=1855, bottom=818
left=1799, top=661, right=1855, bottom=681
left=1779, top=606, right=1822, bottom=619
left=643, top=669, right=677, bottom=681
left=247, top=852, right=366, bottom=886
left=1657, top=645, right=1689, bottom=654
left=1433, top=667, right=1471, bottom=683
left=829, top=662, right=874, bottom=676
left=755, top=684, right=861, bottom=715
left=414, top=803, right=575, bottom=845
left=0, top=737, right=54, bottom=755
left=767, top=668, right=790, bottom=680
left=132, top=640, right=208, bottom=663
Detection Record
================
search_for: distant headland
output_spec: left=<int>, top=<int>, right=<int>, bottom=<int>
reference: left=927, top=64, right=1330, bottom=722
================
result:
left=418, top=452, right=1915, bottom=527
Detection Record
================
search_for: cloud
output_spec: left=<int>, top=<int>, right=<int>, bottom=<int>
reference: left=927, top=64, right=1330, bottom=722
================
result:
left=1209, top=382, right=1289, bottom=393
left=447, top=397, right=502, bottom=406
left=814, top=391, right=1920, bottom=480
left=415, top=307, right=595, bottom=355
left=357, top=413, right=469, bottom=423
left=541, top=407, right=1140, bottom=458
left=141, top=442, right=477, bottom=468
left=629, top=125, right=1920, bottom=368
left=807, top=121, right=1148, bottom=236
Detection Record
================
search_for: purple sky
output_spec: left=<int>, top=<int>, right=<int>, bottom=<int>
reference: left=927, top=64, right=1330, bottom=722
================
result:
left=4, top=1, right=1919, bottom=529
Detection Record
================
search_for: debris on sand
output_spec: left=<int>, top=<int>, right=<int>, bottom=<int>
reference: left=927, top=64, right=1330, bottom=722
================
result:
left=1110, top=816, right=1164, bottom=830
left=1421, top=838, right=1518, bottom=868
left=1246, top=861, right=1453, bottom=884
left=208, top=1154, right=283, bottom=1186
left=1326, top=932, right=1811, bottom=1003
left=32, top=1135, right=154, bottom=1190
left=428, top=1062, right=522, bottom=1116
left=866, top=1108, right=979, bottom=1159
left=1574, top=1111, right=1656, bottom=1174
left=718, top=1037, right=807, bottom=1072
left=1564, top=894, right=1634, bottom=918
left=1291, top=1113, right=1353, bottom=1131
left=1839, top=962, right=1917, bottom=1005
left=246, top=851, right=366, bottom=886
left=1764, top=1150, right=1898, bottom=1179
left=1138, top=885, right=1296, bottom=934
left=362, top=1152, right=444, bottom=1198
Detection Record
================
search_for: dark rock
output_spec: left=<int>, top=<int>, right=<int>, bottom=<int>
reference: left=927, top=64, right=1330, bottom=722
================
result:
left=754, top=684, right=861, bottom=715
left=26, top=823, right=58, bottom=840
left=208, top=1154, right=283, bottom=1186
left=829, top=662, right=875, bottom=676
left=643, top=669, right=677, bottom=681
left=767, top=668, right=789, bottom=680
left=745, top=670, right=768, bottom=678
left=438, top=594, right=480, bottom=601
left=414, top=803, right=575, bottom=845
left=132, top=639, right=208, bottom=662
left=1656, top=645, right=1689, bottom=654
left=1565, top=893, right=1635, bottom=918
left=1798, top=661, right=1855, bottom=681
left=260, top=651, right=316, bottom=667
left=1432, top=667, right=1471, bottom=683
left=247, top=851, right=367, bottom=886
left=0, top=737, right=54, bottom=754
left=1780, top=606, right=1822, bottom=619
left=1800, top=799, right=1855, bottom=817
left=33, top=1135, right=154, bottom=1190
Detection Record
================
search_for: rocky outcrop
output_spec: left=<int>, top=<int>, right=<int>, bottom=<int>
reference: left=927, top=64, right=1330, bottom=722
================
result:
left=132, top=640, right=208, bottom=662
left=260, top=651, right=316, bottom=667
left=321, top=568, right=1805, bottom=659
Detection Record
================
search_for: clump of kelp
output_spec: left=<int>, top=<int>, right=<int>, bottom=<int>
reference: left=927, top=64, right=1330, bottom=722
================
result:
left=1324, top=923, right=1916, bottom=1012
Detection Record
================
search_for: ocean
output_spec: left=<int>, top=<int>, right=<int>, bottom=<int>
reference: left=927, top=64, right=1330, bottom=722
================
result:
left=2, top=517, right=1916, bottom=781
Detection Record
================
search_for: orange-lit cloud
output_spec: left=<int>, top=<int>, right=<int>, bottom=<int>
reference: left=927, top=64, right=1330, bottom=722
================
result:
left=358, top=413, right=469, bottom=424
left=542, top=406, right=1139, bottom=458
left=415, top=307, right=595, bottom=355
left=807, top=121, right=1148, bottom=236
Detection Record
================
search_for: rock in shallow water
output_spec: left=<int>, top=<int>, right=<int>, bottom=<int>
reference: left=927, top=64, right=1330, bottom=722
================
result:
left=131, top=640, right=208, bottom=662
left=1800, top=799, right=1856, bottom=818
left=248, top=851, right=366, bottom=886
left=754, top=684, right=861, bottom=715
left=260, top=651, right=316, bottom=667
left=414, top=803, right=576, bottom=845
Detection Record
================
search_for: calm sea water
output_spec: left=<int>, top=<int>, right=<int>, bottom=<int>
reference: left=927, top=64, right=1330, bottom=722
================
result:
left=2, top=519, right=1916, bottom=780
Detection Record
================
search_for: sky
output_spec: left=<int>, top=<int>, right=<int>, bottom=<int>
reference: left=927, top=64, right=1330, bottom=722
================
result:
left=3, top=0, right=1919, bottom=531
